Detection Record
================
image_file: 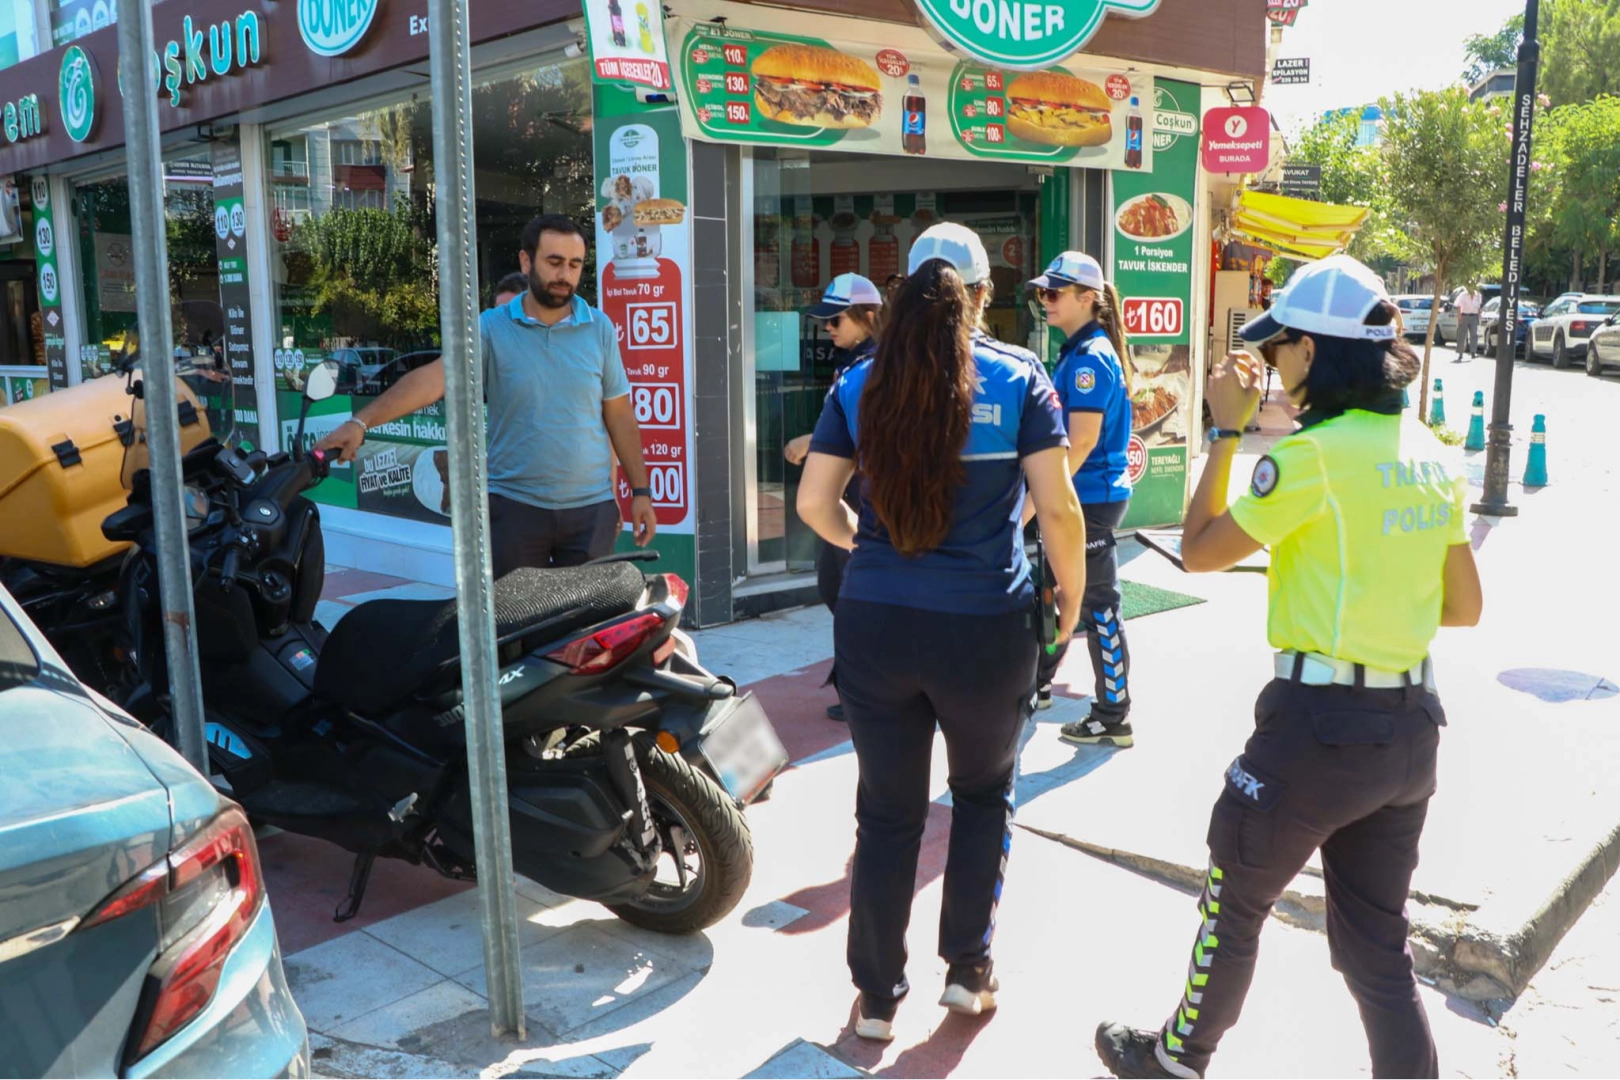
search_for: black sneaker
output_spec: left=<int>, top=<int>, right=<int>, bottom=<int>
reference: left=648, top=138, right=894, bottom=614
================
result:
left=1060, top=716, right=1134, bottom=747
left=1095, top=1022, right=1198, bottom=1078
left=1035, top=686, right=1054, bottom=710
left=939, top=960, right=998, bottom=1016
left=827, top=703, right=846, bottom=721
left=855, top=993, right=900, bottom=1041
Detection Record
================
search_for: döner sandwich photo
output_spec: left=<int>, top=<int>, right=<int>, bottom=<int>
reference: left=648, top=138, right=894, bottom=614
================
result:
left=751, top=44, right=883, bottom=129
left=1004, top=71, right=1114, bottom=148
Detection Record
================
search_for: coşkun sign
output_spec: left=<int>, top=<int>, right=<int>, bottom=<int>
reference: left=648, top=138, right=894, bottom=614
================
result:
left=913, top=0, right=1160, bottom=70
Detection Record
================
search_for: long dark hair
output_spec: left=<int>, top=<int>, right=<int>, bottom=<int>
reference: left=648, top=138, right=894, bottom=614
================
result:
left=1278, top=300, right=1420, bottom=418
left=858, top=259, right=977, bottom=556
left=1082, top=281, right=1135, bottom=395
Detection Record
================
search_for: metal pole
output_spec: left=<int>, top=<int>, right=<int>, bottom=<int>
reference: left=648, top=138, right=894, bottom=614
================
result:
left=1474, top=0, right=1540, bottom=517
left=115, top=0, right=209, bottom=773
left=426, top=0, right=527, bottom=1039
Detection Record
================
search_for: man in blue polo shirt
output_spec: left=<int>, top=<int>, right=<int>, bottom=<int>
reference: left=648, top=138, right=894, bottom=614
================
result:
left=317, top=214, right=657, bottom=574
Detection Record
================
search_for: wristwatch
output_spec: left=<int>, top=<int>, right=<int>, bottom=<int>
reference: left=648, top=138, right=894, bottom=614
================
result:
left=631, top=487, right=652, bottom=498
left=1207, top=427, right=1243, bottom=443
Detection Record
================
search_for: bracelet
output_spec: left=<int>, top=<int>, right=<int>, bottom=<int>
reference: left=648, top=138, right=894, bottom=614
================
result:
left=1207, top=427, right=1243, bottom=443
left=345, top=417, right=370, bottom=436
left=631, top=486, right=652, bottom=498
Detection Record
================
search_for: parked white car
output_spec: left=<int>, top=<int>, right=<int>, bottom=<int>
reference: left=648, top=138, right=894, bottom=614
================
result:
left=1393, top=295, right=1433, bottom=341
left=1526, top=294, right=1620, bottom=367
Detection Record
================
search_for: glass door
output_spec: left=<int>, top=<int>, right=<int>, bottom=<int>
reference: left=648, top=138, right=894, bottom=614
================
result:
left=741, top=148, right=1043, bottom=576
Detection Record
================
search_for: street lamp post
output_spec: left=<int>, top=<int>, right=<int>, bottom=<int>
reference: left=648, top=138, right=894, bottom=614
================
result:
left=1474, top=0, right=1541, bottom=517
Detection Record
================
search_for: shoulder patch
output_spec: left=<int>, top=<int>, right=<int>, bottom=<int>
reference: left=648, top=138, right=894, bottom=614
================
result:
left=1251, top=455, right=1280, bottom=498
left=1076, top=367, right=1097, bottom=392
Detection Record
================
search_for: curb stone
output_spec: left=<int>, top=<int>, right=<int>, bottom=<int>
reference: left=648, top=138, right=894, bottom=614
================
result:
left=1018, top=817, right=1620, bottom=1003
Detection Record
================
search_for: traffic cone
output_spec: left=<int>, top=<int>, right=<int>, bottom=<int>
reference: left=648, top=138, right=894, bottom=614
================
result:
left=1402, top=385, right=1411, bottom=409
left=1523, top=414, right=1548, bottom=487
left=1429, top=379, right=1445, bottom=426
left=1465, top=391, right=1486, bottom=451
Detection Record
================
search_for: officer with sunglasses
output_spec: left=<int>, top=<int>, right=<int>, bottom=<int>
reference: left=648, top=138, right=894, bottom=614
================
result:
left=1095, top=255, right=1484, bottom=1080
left=785, top=273, right=885, bottom=720
left=1027, top=252, right=1138, bottom=747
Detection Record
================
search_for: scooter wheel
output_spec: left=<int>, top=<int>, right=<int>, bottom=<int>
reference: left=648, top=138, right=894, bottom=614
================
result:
left=605, top=740, right=754, bottom=935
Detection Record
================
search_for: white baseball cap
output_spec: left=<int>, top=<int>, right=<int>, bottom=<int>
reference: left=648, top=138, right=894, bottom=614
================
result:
left=908, top=223, right=991, bottom=286
left=1029, top=251, right=1106, bottom=292
left=808, top=273, right=884, bottom=318
left=1241, top=255, right=1398, bottom=346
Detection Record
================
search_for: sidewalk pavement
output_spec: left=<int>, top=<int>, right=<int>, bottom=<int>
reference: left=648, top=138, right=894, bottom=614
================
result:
left=284, top=344, right=1620, bottom=1077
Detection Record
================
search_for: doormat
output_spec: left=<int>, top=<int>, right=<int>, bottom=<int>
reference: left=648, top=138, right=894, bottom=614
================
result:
left=1120, top=580, right=1206, bottom=621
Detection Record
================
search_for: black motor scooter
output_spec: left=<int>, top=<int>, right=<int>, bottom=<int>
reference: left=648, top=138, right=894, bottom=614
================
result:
left=75, top=360, right=789, bottom=932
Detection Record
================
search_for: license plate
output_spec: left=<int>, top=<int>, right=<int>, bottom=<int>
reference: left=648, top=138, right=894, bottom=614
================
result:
left=698, top=693, right=788, bottom=804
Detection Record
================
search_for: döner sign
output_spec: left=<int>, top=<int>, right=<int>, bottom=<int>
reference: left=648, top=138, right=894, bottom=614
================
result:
left=913, top=0, right=1161, bottom=70
left=299, top=0, right=382, bottom=58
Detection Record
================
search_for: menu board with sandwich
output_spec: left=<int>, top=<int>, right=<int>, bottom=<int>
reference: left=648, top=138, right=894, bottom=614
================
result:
left=669, top=4, right=1153, bottom=173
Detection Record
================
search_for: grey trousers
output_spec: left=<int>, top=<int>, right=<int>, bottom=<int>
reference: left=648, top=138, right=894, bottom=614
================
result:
left=489, top=494, right=621, bottom=577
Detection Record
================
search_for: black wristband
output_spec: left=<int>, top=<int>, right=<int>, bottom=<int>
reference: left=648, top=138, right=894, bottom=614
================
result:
left=631, top=487, right=652, bottom=498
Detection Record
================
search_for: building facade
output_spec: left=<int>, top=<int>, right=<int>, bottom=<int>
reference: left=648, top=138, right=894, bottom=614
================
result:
left=0, top=0, right=1267, bottom=626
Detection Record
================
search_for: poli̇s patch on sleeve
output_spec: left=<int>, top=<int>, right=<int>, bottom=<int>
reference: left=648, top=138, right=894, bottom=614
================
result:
left=1076, top=367, right=1096, bottom=392
left=1251, top=455, right=1280, bottom=498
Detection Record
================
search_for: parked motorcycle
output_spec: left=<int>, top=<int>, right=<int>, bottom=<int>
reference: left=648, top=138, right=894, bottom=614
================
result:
left=1, top=359, right=788, bottom=933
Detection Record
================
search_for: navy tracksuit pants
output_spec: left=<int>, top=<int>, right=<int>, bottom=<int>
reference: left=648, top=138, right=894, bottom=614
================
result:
left=834, top=599, right=1035, bottom=1001
left=1157, top=678, right=1444, bottom=1078
left=1035, top=499, right=1132, bottom=720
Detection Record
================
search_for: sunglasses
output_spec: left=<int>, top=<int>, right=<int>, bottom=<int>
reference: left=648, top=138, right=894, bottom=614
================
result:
left=824, top=314, right=845, bottom=329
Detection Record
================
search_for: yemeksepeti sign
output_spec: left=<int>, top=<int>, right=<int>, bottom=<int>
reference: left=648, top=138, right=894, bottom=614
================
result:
left=913, top=0, right=1160, bottom=70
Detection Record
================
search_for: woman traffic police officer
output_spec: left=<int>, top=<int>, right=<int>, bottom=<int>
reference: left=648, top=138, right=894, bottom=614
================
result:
left=798, top=224, right=1087, bottom=1041
left=785, top=274, right=885, bottom=721
left=1028, top=253, right=1138, bottom=745
left=1095, top=256, right=1483, bottom=1080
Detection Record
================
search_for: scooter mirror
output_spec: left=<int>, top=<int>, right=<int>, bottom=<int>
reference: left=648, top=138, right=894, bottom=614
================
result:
left=305, top=359, right=340, bottom=402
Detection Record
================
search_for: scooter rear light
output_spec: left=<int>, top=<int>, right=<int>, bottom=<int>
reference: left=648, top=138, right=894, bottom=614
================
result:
left=661, top=573, right=690, bottom=610
left=82, top=806, right=265, bottom=1063
left=547, top=611, right=667, bottom=675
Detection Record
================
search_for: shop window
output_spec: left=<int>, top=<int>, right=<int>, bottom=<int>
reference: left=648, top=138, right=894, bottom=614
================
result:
left=266, top=53, right=597, bottom=525
left=0, top=0, right=40, bottom=68
left=74, top=150, right=234, bottom=438
left=745, top=148, right=1041, bottom=573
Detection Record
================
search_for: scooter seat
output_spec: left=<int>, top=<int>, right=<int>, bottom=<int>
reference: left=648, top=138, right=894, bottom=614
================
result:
left=315, top=562, right=648, bottom=716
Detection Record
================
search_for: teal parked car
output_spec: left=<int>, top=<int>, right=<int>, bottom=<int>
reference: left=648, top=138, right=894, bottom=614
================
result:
left=0, top=584, right=309, bottom=1078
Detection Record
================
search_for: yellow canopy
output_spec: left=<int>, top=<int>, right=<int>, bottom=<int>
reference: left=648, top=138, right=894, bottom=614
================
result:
left=1230, top=189, right=1371, bottom=260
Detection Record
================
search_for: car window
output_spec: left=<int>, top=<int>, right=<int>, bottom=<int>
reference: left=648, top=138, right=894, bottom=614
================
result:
left=0, top=604, right=41, bottom=692
left=1545, top=300, right=1572, bottom=316
left=1577, top=301, right=1620, bottom=315
left=1483, top=299, right=1500, bottom=314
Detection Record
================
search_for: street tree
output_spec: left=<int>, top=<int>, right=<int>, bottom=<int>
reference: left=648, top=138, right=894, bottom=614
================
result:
left=1289, top=110, right=1404, bottom=265
left=1538, top=0, right=1620, bottom=107
left=1381, top=88, right=1506, bottom=418
left=1537, top=96, right=1620, bottom=292
left=1463, top=13, right=1525, bottom=85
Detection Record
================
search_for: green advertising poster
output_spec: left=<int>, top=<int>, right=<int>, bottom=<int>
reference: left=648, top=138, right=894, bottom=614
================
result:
left=593, top=83, right=696, bottom=582
left=30, top=176, right=68, bottom=390
left=1114, top=78, right=1200, bottom=529
left=669, top=5, right=1152, bottom=173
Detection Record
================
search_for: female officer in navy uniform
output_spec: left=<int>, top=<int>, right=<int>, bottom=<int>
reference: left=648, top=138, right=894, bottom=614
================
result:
left=1095, top=256, right=1483, bottom=1079
left=798, top=224, right=1087, bottom=1041
left=1027, top=252, right=1138, bottom=746
left=785, top=274, right=885, bottom=720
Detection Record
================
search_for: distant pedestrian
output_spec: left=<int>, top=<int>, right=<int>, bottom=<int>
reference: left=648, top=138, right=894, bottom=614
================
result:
left=317, top=214, right=658, bottom=574
left=798, top=224, right=1086, bottom=1043
left=1095, top=255, right=1483, bottom=1080
left=1455, top=285, right=1483, bottom=357
left=493, top=271, right=529, bottom=309
left=1027, top=253, right=1137, bottom=747
left=783, top=274, right=886, bottom=722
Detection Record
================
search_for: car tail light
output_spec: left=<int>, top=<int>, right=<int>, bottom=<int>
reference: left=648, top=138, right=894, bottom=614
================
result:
left=1571, top=320, right=1594, bottom=335
left=547, top=611, right=666, bottom=675
left=81, top=807, right=265, bottom=1062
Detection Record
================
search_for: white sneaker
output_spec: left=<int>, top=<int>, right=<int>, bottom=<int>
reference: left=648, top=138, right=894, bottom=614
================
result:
left=855, top=995, right=898, bottom=1042
left=939, top=962, right=999, bottom=1016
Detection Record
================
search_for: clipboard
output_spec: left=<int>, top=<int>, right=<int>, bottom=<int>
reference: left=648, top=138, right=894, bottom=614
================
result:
left=1137, top=528, right=1271, bottom=574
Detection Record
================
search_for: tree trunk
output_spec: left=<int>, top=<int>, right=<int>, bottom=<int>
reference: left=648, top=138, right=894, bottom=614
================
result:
left=1601, top=247, right=1609, bottom=293
left=1418, top=269, right=1445, bottom=423
left=1572, top=250, right=1583, bottom=292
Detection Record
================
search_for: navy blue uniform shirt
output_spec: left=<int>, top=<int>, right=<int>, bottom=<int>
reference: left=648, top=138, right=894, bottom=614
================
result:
left=809, top=332, right=1068, bottom=615
left=1052, top=322, right=1133, bottom=504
